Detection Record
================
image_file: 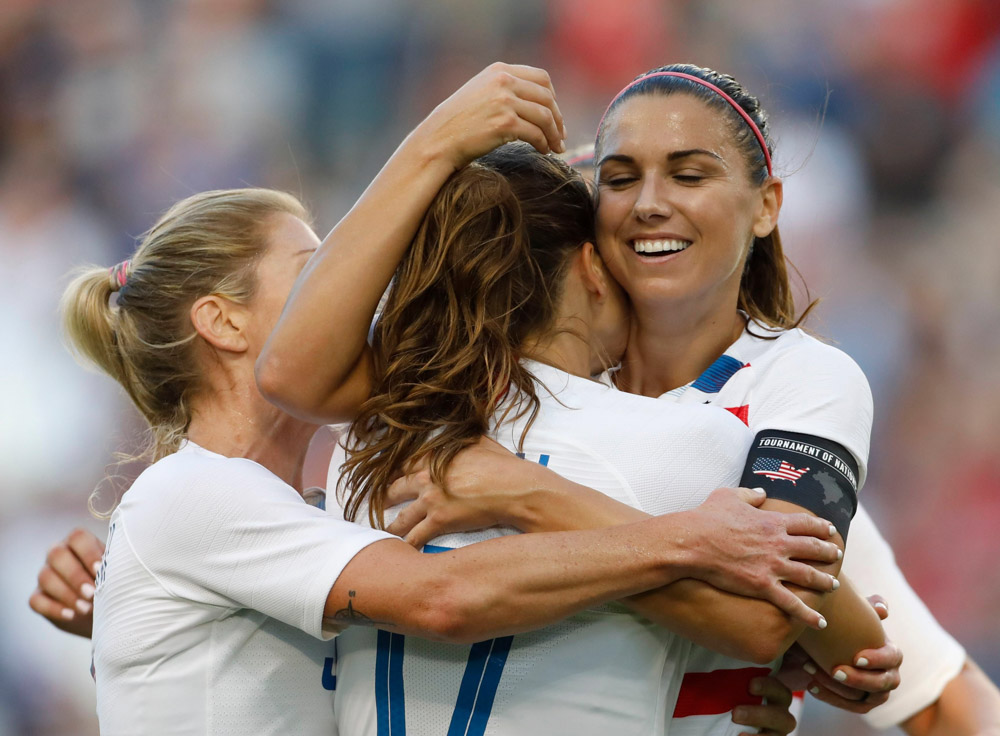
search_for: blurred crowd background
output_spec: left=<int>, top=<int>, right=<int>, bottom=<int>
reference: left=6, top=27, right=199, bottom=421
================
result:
left=2, top=0, right=998, bottom=733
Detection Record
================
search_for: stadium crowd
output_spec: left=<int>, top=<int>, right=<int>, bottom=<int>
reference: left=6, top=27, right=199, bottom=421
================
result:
left=1, top=1, right=998, bottom=734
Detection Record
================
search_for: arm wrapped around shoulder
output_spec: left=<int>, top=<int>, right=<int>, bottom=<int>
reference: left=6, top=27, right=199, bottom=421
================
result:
left=740, top=430, right=858, bottom=540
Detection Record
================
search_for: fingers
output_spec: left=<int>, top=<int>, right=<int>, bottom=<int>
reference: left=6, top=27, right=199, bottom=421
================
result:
left=47, top=542, right=97, bottom=604
left=765, top=583, right=827, bottom=630
left=403, top=519, right=439, bottom=550
left=779, top=559, right=839, bottom=595
left=492, top=63, right=565, bottom=137
left=509, top=97, right=564, bottom=154
left=32, top=570, right=79, bottom=617
left=783, top=512, right=837, bottom=541
left=866, top=594, right=889, bottom=620
left=29, top=588, right=76, bottom=624
left=783, top=533, right=842, bottom=565
left=829, top=663, right=900, bottom=694
left=851, top=640, right=903, bottom=672
left=385, top=501, right=427, bottom=541
left=806, top=678, right=888, bottom=714
left=732, top=677, right=796, bottom=735
left=66, top=527, right=105, bottom=577
left=733, top=486, right=768, bottom=507
left=385, top=473, right=423, bottom=508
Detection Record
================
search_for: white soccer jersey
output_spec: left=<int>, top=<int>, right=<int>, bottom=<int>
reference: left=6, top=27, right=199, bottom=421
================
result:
left=330, top=360, right=754, bottom=736
left=656, top=324, right=964, bottom=733
left=92, top=441, right=392, bottom=736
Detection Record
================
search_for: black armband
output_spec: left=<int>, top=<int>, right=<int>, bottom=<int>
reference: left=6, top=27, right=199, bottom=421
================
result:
left=740, top=430, right=859, bottom=540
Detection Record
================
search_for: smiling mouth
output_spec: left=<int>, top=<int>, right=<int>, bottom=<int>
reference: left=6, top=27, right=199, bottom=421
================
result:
left=631, top=238, right=692, bottom=255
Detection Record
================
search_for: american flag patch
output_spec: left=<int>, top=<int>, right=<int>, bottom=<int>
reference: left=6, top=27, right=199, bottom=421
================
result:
left=752, top=458, right=810, bottom=484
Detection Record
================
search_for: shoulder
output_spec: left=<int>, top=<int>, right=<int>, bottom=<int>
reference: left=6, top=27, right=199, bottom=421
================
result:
left=121, top=445, right=300, bottom=523
left=749, top=328, right=872, bottom=407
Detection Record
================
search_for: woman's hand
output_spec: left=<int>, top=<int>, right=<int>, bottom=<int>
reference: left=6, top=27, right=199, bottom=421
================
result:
left=732, top=675, right=799, bottom=736
left=28, top=527, right=105, bottom=639
left=780, top=595, right=902, bottom=713
left=414, top=62, right=567, bottom=172
left=386, top=437, right=534, bottom=546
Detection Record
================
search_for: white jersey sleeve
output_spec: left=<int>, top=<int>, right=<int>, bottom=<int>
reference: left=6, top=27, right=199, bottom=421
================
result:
left=119, top=443, right=392, bottom=639
left=841, top=504, right=966, bottom=728
left=749, top=332, right=874, bottom=487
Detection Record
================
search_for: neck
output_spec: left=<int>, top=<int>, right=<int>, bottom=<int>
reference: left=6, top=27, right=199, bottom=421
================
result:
left=521, top=325, right=593, bottom=379
left=186, top=381, right=317, bottom=490
left=618, top=299, right=746, bottom=398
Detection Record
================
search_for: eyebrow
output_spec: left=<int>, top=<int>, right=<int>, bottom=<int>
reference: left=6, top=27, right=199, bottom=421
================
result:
left=597, top=148, right=724, bottom=168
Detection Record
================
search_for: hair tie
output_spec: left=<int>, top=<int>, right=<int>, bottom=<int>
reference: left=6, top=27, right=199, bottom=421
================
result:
left=597, top=71, right=773, bottom=177
left=109, top=259, right=132, bottom=292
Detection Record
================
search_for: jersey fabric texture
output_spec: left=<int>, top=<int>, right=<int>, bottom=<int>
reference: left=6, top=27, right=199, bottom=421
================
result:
left=330, top=360, right=753, bottom=736
left=92, top=441, right=392, bottom=736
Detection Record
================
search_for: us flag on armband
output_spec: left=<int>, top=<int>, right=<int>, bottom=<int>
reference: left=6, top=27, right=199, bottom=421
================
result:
left=751, top=458, right=810, bottom=484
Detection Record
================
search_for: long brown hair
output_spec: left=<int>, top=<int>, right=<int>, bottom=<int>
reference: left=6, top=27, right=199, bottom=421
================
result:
left=340, top=143, right=595, bottom=527
left=61, top=188, right=308, bottom=514
left=595, top=63, right=816, bottom=331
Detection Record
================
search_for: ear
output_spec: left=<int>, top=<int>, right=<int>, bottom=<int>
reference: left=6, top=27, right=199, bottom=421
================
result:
left=190, top=295, right=250, bottom=354
left=577, top=242, right=612, bottom=300
left=752, top=176, right=783, bottom=238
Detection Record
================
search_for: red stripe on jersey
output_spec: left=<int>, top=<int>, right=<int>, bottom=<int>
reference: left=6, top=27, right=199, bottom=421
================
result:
left=725, top=404, right=749, bottom=426
left=673, top=667, right=771, bottom=717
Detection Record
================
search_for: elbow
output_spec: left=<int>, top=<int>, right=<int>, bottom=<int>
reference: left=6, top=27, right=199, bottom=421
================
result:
left=409, top=575, right=494, bottom=645
left=255, top=350, right=294, bottom=408
left=740, top=614, right=796, bottom=665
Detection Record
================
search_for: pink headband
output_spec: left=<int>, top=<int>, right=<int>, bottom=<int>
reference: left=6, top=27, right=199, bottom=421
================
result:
left=597, top=71, right=773, bottom=177
left=109, top=259, right=131, bottom=291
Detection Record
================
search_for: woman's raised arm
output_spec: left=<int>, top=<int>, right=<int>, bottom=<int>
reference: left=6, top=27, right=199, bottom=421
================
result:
left=256, top=63, right=567, bottom=424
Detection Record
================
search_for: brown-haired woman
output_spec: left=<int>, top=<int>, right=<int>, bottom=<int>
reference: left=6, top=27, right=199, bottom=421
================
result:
left=258, top=64, right=893, bottom=736
left=38, top=73, right=844, bottom=735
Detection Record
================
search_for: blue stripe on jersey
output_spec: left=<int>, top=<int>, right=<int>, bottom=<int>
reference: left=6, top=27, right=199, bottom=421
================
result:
left=322, top=656, right=336, bottom=691
left=422, top=544, right=452, bottom=554
left=376, top=631, right=407, bottom=735
left=389, top=633, right=406, bottom=735
left=447, top=636, right=514, bottom=736
left=448, top=640, right=493, bottom=736
left=690, top=354, right=745, bottom=393
left=467, top=636, right=513, bottom=736
left=375, top=631, right=390, bottom=733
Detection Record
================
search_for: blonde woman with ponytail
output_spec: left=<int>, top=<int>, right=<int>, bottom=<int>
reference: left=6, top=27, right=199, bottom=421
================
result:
left=40, top=67, right=845, bottom=736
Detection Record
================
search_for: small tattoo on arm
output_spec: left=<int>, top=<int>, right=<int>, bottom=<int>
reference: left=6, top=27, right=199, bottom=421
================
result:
left=327, top=589, right=395, bottom=628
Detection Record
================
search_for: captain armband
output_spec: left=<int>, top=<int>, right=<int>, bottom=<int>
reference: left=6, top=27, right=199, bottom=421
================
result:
left=739, top=430, right=859, bottom=540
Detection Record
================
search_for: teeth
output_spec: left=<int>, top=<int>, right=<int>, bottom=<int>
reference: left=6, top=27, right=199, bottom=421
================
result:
left=632, top=239, right=690, bottom=254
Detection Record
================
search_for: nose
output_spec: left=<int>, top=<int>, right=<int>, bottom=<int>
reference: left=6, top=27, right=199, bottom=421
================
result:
left=633, top=175, right=673, bottom=222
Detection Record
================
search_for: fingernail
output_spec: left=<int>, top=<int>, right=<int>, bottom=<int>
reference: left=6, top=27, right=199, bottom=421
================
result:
left=61, top=608, right=75, bottom=621
left=836, top=548, right=843, bottom=560
left=818, top=616, right=827, bottom=629
left=803, top=662, right=817, bottom=675
left=831, top=576, right=840, bottom=590
left=856, top=657, right=869, bottom=667
left=809, top=686, right=820, bottom=695
left=828, top=524, right=837, bottom=537
left=874, top=602, right=888, bottom=613
left=749, top=680, right=762, bottom=695
left=76, top=600, right=92, bottom=615
left=732, top=706, right=747, bottom=722
left=753, top=487, right=766, bottom=494
left=93, top=561, right=102, bottom=575
left=81, top=582, right=96, bottom=600
left=833, top=670, right=848, bottom=682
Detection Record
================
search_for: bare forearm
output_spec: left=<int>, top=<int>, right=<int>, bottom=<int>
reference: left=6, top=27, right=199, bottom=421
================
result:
left=797, top=575, right=884, bottom=673
left=326, top=520, right=698, bottom=644
left=257, top=133, right=455, bottom=423
left=903, top=659, right=1000, bottom=736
